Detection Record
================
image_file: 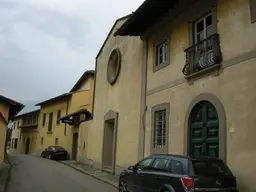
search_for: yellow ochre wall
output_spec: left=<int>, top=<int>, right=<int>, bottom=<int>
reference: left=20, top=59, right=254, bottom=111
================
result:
left=11, top=118, right=22, bottom=152
left=0, top=100, right=9, bottom=162
left=20, top=130, right=38, bottom=154
left=66, top=76, right=95, bottom=156
left=144, top=0, right=256, bottom=191
left=79, top=17, right=144, bottom=172
left=36, top=100, right=69, bottom=153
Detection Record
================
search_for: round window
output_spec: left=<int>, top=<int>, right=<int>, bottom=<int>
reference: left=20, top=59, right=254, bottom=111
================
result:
left=107, top=49, right=121, bottom=85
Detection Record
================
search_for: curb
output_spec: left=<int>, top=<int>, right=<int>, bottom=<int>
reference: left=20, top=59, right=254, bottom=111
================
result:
left=61, top=162, right=118, bottom=189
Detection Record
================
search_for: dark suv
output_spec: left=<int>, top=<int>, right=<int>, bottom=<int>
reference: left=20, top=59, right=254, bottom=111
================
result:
left=119, top=154, right=238, bottom=192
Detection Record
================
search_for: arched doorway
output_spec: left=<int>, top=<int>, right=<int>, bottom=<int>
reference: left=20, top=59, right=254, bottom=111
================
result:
left=25, top=138, right=30, bottom=154
left=188, top=101, right=219, bottom=157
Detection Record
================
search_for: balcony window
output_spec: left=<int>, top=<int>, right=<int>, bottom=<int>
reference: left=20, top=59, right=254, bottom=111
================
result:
left=183, top=13, right=221, bottom=77
left=153, top=38, right=170, bottom=72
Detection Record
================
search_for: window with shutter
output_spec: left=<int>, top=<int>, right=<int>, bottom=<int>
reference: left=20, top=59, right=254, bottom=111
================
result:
left=48, top=112, right=53, bottom=132
left=250, top=0, right=256, bottom=23
left=57, top=110, right=61, bottom=124
left=42, top=113, right=46, bottom=126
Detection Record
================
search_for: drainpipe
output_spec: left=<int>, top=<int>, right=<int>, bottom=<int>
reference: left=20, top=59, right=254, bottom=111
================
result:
left=138, top=38, right=148, bottom=161
left=64, top=99, right=69, bottom=136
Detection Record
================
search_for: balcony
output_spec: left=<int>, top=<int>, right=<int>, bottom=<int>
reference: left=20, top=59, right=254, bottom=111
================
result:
left=182, top=33, right=222, bottom=78
left=20, top=121, right=38, bottom=129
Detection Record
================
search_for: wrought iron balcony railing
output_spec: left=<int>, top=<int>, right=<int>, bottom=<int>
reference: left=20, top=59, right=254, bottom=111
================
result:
left=182, top=33, right=222, bottom=76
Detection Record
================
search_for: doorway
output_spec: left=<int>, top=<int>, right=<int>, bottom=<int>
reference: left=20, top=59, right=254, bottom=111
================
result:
left=102, top=110, right=118, bottom=174
left=72, top=133, right=78, bottom=160
left=25, top=138, right=30, bottom=154
left=188, top=101, right=219, bottom=157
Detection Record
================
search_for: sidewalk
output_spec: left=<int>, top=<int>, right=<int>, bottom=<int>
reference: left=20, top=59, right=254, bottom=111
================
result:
left=0, top=157, right=11, bottom=192
left=60, top=161, right=119, bottom=188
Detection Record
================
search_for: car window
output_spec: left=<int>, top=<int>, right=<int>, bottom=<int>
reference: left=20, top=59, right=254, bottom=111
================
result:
left=54, top=146, right=65, bottom=151
left=137, top=158, right=153, bottom=170
left=192, top=160, right=232, bottom=176
left=152, top=158, right=169, bottom=171
left=47, top=146, right=53, bottom=151
left=165, top=159, right=184, bottom=174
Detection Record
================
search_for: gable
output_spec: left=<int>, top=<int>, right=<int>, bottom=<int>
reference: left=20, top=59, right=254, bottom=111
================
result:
left=76, top=77, right=92, bottom=91
left=96, top=14, right=131, bottom=59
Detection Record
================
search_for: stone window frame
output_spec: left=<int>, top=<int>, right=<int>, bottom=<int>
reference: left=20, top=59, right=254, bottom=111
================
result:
left=151, top=103, right=170, bottom=154
left=42, top=113, right=46, bottom=127
left=56, top=110, right=61, bottom=125
left=188, top=4, right=217, bottom=47
left=107, top=48, right=122, bottom=85
left=250, top=0, right=256, bottom=23
left=153, top=37, right=171, bottom=72
left=184, top=93, right=227, bottom=162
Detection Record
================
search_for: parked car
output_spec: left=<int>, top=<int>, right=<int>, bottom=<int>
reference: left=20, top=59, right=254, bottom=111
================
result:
left=41, top=146, right=68, bottom=161
left=119, top=154, right=238, bottom=192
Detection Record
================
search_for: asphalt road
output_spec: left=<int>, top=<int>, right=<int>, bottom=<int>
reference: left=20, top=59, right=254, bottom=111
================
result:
left=7, top=154, right=117, bottom=192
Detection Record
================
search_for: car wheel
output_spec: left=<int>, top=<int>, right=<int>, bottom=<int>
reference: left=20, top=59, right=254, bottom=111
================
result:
left=48, top=154, right=51, bottom=160
left=119, top=178, right=127, bottom=192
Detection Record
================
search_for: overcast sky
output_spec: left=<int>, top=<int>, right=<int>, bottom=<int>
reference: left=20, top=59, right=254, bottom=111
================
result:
left=0, top=0, right=143, bottom=105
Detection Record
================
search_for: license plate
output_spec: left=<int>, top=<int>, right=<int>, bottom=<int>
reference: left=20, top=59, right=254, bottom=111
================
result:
left=59, top=152, right=64, bottom=154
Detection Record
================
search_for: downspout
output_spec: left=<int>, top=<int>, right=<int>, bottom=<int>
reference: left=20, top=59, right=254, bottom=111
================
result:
left=138, top=38, right=148, bottom=161
left=91, top=58, right=98, bottom=118
left=64, top=99, right=69, bottom=136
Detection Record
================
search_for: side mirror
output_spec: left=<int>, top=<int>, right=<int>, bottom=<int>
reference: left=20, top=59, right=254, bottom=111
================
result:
left=128, top=165, right=136, bottom=171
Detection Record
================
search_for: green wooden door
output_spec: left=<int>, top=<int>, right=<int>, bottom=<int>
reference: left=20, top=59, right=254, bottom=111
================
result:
left=189, top=101, right=219, bottom=157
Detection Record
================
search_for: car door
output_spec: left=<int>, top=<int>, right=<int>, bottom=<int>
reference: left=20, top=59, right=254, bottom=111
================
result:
left=142, top=157, right=169, bottom=192
left=126, top=158, right=154, bottom=192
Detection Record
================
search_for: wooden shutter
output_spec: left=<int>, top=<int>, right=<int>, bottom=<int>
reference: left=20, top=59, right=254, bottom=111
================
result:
left=48, top=112, right=53, bottom=132
left=57, top=110, right=61, bottom=124
left=43, top=113, right=46, bottom=126
left=250, top=0, right=256, bottom=23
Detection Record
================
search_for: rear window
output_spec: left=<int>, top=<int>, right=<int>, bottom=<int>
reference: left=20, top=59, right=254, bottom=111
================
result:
left=192, top=160, right=232, bottom=176
left=165, top=158, right=188, bottom=175
left=53, top=146, right=65, bottom=151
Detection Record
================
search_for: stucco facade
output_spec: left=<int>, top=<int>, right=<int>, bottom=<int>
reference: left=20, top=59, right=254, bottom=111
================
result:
left=0, top=100, right=9, bottom=162
left=36, top=96, right=70, bottom=154
left=35, top=71, right=95, bottom=159
left=0, top=95, right=23, bottom=162
left=77, top=16, right=144, bottom=174
left=12, top=110, right=40, bottom=154
left=11, top=118, right=22, bottom=151
left=64, top=72, right=95, bottom=159
left=114, top=0, right=256, bottom=191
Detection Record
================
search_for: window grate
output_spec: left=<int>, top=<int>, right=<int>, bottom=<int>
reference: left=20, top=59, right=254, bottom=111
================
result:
left=154, top=110, right=166, bottom=148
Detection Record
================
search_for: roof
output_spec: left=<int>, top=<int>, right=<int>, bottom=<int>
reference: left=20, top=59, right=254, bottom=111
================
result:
left=12, top=109, right=40, bottom=120
left=0, top=112, right=8, bottom=125
left=15, top=104, right=40, bottom=117
left=114, top=0, right=177, bottom=36
left=0, top=94, right=24, bottom=120
left=35, top=93, right=71, bottom=106
left=58, top=108, right=92, bottom=121
left=96, top=14, right=131, bottom=59
left=70, top=70, right=95, bottom=92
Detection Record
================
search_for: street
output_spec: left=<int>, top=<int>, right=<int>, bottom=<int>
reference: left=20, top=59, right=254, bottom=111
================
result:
left=7, top=154, right=117, bottom=192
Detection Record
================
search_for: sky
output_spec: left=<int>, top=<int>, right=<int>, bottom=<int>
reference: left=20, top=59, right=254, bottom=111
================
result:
left=0, top=0, right=143, bottom=107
